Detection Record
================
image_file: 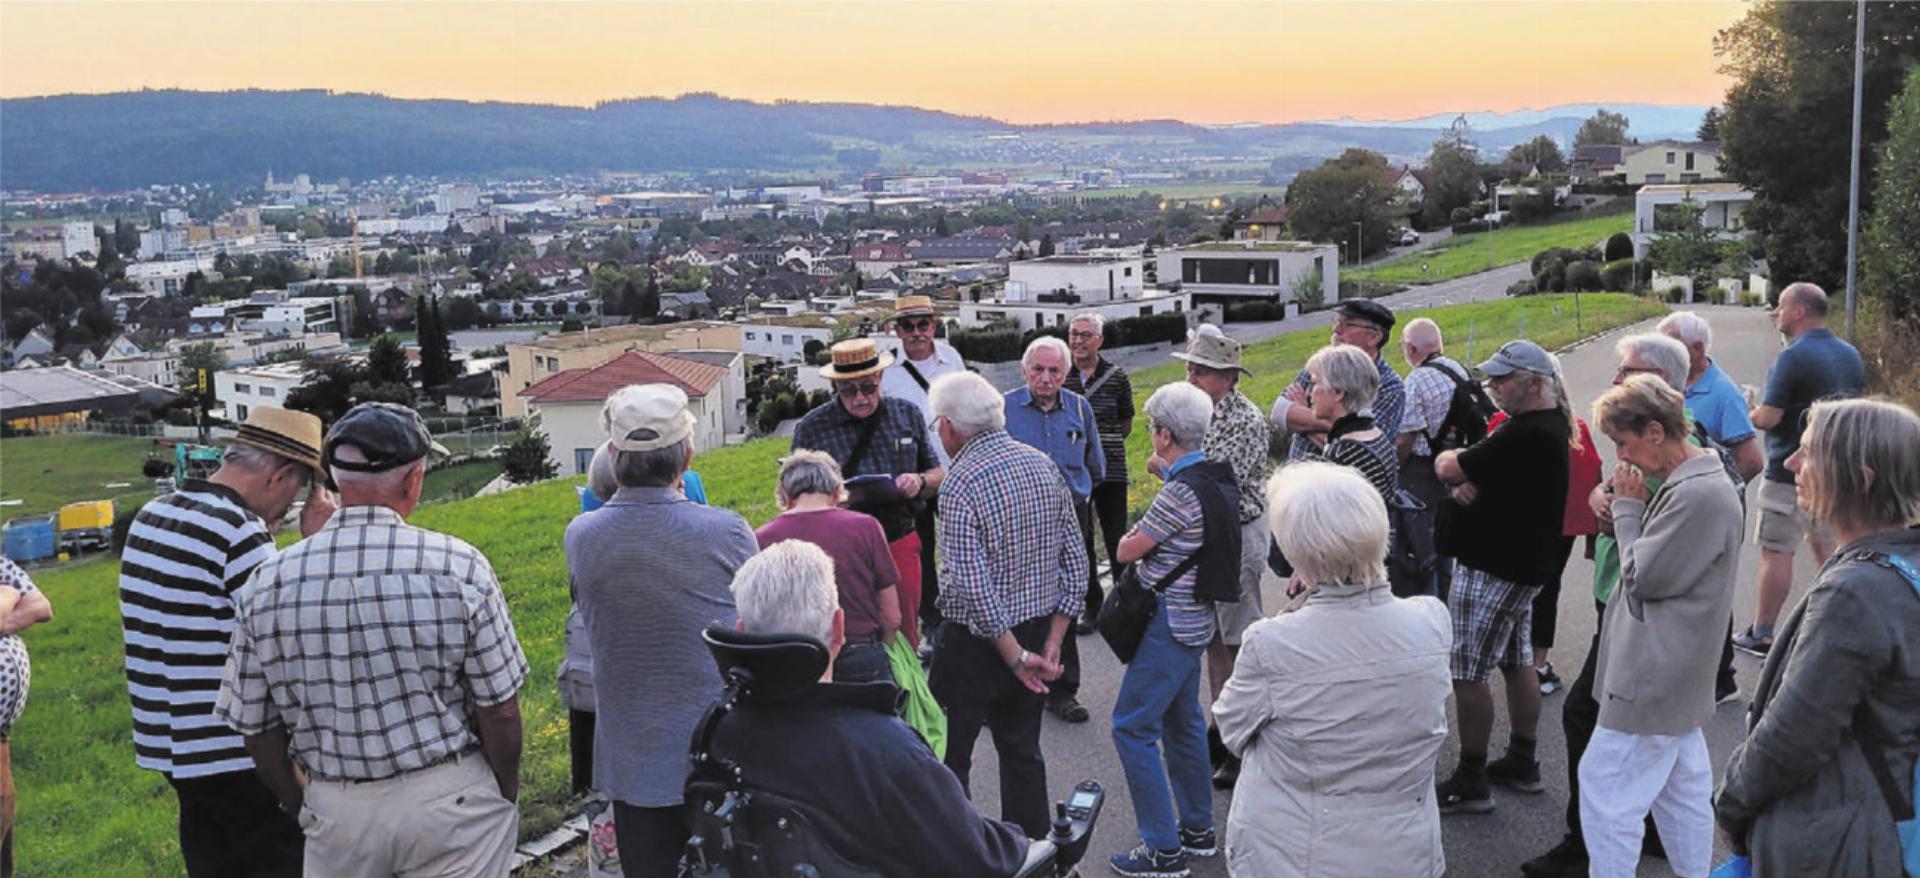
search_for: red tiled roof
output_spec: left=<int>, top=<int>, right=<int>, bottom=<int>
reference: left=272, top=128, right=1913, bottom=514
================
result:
left=1236, top=207, right=1287, bottom=226
left=519, top=350, right=727, bottom=404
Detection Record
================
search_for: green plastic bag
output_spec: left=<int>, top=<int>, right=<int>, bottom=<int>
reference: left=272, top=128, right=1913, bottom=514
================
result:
left=886, top=635, right=947, bottom=760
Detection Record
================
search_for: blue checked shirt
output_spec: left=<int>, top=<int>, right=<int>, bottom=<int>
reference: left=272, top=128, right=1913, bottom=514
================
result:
left=937, top=430, right=1089, bottom=639
left=1003, top=387, right=1105, bottom=501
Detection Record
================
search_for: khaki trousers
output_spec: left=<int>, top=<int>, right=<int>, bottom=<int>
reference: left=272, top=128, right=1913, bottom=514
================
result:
left=300, top=753, right=517, bottom=878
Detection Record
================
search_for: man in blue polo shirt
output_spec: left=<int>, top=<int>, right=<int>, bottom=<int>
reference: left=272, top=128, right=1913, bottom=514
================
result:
left=1658, top=311, right=1763, bottom=481
left=1004, top=335, right=1104, bottom=724
left=1736, top=283, right=1864, bottom=657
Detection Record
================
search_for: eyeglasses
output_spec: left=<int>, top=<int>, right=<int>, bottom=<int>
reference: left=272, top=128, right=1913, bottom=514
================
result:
left=1332, top=318, right=1379, bottom=335
left=1615, top=365, right=1663, bottom=377
left=898, top=318, right=935, bottom=332
left=1068, top=330, right=1099, bottom=340
left=836, top=380, right=882, bottom=399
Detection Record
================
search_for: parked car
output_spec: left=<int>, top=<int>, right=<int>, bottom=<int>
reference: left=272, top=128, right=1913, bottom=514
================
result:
left=1397, top=228, right=1420, bottom=246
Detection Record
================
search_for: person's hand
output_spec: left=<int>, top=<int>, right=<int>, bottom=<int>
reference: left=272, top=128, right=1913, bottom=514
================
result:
left=1613, top=462, right=1649, bottom=502
left=1146, top=454, right=1169, bottom=480
left=1284, top=383, right=1308, bottom=406
left=1589, top=481, right=1616, bottom=532
left=299, top=483, right=338, bottom=537
left=1450, top=482, right=1479, bottom=505
left=893, top=472, right=922, bottom=498
left=1042, top=639, right=1062, bottom=674
left=1010, top=650, right=1060, bottom=694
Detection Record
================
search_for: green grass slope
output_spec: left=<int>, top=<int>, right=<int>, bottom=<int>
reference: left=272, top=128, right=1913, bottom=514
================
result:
left=1367, top=211, right=1633, bottom=286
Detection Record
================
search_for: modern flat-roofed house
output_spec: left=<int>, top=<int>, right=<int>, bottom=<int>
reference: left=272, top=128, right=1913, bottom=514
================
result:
left=1155, top=240, right=1340, bottom=303
left=1631, top=182, right=1754, bottom=262
left=960, top=254, right=1191, bottom=331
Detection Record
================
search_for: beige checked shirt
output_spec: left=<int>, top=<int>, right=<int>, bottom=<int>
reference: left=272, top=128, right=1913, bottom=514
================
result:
left=213, top=505, right=528, bottom=782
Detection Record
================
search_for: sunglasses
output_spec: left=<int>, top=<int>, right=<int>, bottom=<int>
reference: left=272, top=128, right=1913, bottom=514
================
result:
left=836, top=380, right=882, bottom=399
left=898, top=318, right=935, bottom=332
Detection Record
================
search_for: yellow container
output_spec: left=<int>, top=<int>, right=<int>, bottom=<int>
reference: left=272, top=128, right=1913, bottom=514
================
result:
left=57, top=500, right=115, bottom=532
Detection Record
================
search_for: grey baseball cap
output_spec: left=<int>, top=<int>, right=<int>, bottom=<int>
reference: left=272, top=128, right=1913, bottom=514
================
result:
left=1478, top=339, right=1556, bottom=377
left=324, top=402, right=449, bottom=473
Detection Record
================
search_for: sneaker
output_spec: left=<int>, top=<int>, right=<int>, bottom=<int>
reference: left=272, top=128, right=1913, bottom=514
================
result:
left=1211, top=755, right=1240, bottom=789
left=1109, top=844, right=1189, bottom=878
left=1046, top=696, right=1090, bottom=724
left=1519, top=833, right=1589, bottom=877
left=1435, top=770, right=1495, bottom=815
left=1716, top=675, right=1742, bottom=705
left=1731, top=625, right=1773, bottom=657
left=1537, top=663, right=1563, bottom=696
left=1485, top=753, right=1546, bottom=794
left=1177, top=827, right=1217, bottom=858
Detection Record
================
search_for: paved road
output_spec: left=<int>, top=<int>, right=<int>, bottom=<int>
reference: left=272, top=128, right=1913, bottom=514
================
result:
left=548, top=303, right=1800, bottom=878
left=960, top=304, right=1803, bottom=878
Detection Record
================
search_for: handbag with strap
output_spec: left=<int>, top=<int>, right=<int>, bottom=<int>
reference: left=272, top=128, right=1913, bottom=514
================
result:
left=885, top=634, right=947, bottom=760
left=1097, top=550, right=1204, bottom=664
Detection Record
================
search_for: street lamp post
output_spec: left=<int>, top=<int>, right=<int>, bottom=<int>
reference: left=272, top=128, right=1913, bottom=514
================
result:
left=1353, top=221, right=1364, bottom=297
left=1844, top=0, right=1866, bottom=337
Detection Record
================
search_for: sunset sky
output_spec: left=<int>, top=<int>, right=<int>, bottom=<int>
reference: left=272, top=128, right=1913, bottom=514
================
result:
left=0, top=1, right=1744, bottom=125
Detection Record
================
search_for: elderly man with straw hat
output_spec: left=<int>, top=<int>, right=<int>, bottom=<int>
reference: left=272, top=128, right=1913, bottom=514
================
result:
left=794, top=337, right=945, bottom=649
left=120, top=406, right=335, bottom=877
left=881, top=294, right=967, bottom=636
left=1169, top=324, right=1269, bottom=790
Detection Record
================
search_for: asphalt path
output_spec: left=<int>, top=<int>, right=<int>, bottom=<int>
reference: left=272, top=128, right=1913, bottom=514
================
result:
left=959, top=304, right=1810, bottom=878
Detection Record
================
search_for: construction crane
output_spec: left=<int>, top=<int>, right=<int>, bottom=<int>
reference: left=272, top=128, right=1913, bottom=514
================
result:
left=350, top=207, right=364, bottom=279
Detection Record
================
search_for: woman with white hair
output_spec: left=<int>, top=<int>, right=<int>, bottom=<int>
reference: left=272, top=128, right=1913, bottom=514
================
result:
left=1212, top=462, right=1452, bottom=877
left=1295, top=343, right=1396, bottom=499
left=1716, top=398, right=1920, bottom=878
left=755, top=449, right=903, bottom=684
left=1105, top=382, right=1232, bottom=877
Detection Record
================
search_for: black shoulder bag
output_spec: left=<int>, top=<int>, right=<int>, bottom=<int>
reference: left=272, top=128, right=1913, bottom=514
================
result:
left=1098, top=551, right=1204, bottom=664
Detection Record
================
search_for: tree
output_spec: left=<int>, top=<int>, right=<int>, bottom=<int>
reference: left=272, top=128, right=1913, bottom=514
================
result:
left=1284, top=148, right=1398, bottom=259
left=1648, top=198, right=1751, bottom=290
left=113, top=218, right=139, bottom=254
left=934, top=212, right=951, bottom=237
left=443, top=295, right=481, bottom=330
left=1717, top=1, right=1920, bottom=291
left=1038, top=233, right=1055, bottom=257
left=1574, top=108, right=1632, bottom=147
left=415, top=294, right=453, bottom=396
left=1422, top=137, right=1482, bottom=227
left=297, top=217, right=327, bottom=239
left=1863, top=66, right=1920, bottom=320
left=638, top=274, right=661, bottom=319
left=287, top=356, right=368, bottom=424
left=1697, top=107, right=1724, bottom=142
left=1505, top=136, right=1567, bottom=174
left=176, top=342, right=227, bottom=409
left=366, top=334, right=410, bottom=388
left=502, top=430, right=559, bottom=484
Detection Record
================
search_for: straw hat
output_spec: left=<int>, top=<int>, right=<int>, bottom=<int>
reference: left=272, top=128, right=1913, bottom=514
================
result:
left=893, top=295, right=937, bottom=319
left=819, top=338, right=893, bottom=381
left=1169, top=325, right=1252, bottom=375
left=230, top=406, right=326, bottom=478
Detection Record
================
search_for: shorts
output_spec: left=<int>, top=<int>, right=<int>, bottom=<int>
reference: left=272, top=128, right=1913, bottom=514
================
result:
left=1213, top=517, right=1269, bottom=646
left=1448, top=564, right=1540, bottom=683
left=1755, top=478, right=1834, bottom=553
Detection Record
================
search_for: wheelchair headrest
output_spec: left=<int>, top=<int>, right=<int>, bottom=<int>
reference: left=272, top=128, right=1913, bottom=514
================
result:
left=701, top=625, right=831, bottom=701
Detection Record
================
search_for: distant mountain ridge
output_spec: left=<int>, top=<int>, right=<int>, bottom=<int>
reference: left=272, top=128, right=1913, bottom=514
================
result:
left=0, top=90, right=1707, bottom=192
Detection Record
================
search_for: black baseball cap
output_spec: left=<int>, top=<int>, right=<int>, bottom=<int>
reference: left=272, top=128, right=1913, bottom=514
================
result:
left=323, top=403, right=450, bottom=473
left=1336, top=299, right=1396, bottom=333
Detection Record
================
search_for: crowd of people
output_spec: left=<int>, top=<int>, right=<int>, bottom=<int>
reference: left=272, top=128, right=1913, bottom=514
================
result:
left=28, top=281, right=1901, bottom=878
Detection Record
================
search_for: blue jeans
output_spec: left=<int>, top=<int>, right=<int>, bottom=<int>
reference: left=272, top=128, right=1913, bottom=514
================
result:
left=1111, top=605, right=1213, bottom=851
left=834, top=640, right=893, bottom=685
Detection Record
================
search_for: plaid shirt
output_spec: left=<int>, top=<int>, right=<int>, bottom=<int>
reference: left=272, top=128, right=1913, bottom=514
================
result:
left=1399, top=355, right=1467, bottom=459
left=214, top=506, right=528, bottom=782
left=791, top=396, right=936, bottom=540
left=1063, top=357, right=1136, bottom=484
left=1206, top=390, right=1271, bottom=524
left=1283, top=357, right=1406, bottom=473
left=937, top=430, right=1088, bottom=639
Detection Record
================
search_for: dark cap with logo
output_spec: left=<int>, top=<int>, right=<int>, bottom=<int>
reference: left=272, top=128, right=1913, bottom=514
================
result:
left=1335, top=299, right=1396, bottom=333
left=323, top=402, right=450, bottom=473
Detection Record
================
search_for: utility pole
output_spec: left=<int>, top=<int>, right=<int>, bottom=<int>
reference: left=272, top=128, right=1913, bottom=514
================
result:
left=1843, top=0, right=1866, bottom=337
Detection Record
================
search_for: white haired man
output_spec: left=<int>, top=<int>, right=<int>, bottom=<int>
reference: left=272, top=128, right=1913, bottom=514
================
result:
left=120, top=406, right=336, bottom=877
left=214, top=403, right=527, bottom=878
left=697, top=541, right=1035, bottom=878
left=1063, top=312, right=1136, bottom=638
left=1736, top=282, right=1864, bottom=657
left=1005, top=334, right=1105, bottom=724
left=1433, top=341, right=1570, bottom=815
left=1397, top=317, right=1478, bottom=599
left=1657, top=311, right=1764, bottom=482
left=928, top=371, right=1088, bottom=839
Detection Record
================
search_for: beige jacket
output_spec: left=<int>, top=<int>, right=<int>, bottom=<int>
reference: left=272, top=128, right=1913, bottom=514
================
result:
left=1212, top=582, right=1452, bottom=878
left=1597, top=451, right=1744, bottom=735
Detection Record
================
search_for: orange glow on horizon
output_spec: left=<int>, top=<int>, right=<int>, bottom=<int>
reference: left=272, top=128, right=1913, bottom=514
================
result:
left=0, top=1, right=1742, bottom=125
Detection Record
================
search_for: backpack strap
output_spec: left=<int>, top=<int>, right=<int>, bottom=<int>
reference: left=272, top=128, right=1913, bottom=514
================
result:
left=900, top=359, right=931, bottom=392
left=1419, top=357, right=1472, bottom=447
left=1845, top=549, right=1920, bottom=823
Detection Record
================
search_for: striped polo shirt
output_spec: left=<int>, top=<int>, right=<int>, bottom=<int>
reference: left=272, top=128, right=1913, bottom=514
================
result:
left=119, top=480, right=276, bottom=778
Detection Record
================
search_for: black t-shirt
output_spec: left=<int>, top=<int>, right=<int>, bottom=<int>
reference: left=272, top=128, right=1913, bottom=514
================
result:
left=1437, top=408, right=1571, bottom=587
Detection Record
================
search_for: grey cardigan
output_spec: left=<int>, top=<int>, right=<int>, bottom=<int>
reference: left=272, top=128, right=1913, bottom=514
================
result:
left=1715, top=528, right=1920, bottom=878
left=1594, top=451, right=1743, bottom=735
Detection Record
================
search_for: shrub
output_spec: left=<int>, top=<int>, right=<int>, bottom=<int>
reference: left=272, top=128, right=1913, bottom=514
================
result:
left=1604, top=232, right=1634, bottom=263
left=1225, top=302, right=1287, bottom=322
left=1292, top=264, right=1327, bottom=311
left=1600, top=259, right=1636, bottom=292
left=1739, top=290, right=1764, bottom=307
left=1449, top=206, right=1476, bottom=225
left=1106, top=312, right=1189, bottom=347
left=1564, top=260, right=1603, bottom=292
left=1536, top=268, right=1564, bottom=293
left=141, top=457, right=173, bottom=479
left=560, top=318, right=584, bottom=332
left=1507, top=279, right=1538, bottom=297
left=501, top=431, right=559, bottom=485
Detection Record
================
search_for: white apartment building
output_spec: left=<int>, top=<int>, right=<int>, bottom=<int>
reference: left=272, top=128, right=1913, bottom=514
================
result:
left=1155, top=240, right=1340, bottom=302
left=213, top=361, right=309, bottom=422
left=1004, top=255, right=1144, bottom=304
left=62, top=222, right=97, bottom=258
left=1631, top=182, right=1754, bottom=261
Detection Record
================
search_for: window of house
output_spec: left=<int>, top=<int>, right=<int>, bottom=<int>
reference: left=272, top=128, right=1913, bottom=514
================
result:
left=235, top=382, right=252, bottom=394
left=574, top=448, right=594, bottom=475
left=1124, top=267, right=1134, bottom=277
left=1685, top=153, right=1696, bottom=171
left=1666, top=152, right=1676, bottom=164
left=260, top=387, right=277, bottom=398
left=236, top=404, right=249, bottom=421
left=1140, top=306, right=1153, bottom=317
left=1646, top=173, right=1667, bottom=184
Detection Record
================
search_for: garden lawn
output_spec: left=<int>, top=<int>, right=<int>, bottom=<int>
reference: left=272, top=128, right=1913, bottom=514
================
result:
left=421, top=458, right=505, bottom=505
left=12, top=293, right=1665, bottom=877
left=1366, top=211, right=1633, bottom=286
left=0, top=434, right=162, bottom=520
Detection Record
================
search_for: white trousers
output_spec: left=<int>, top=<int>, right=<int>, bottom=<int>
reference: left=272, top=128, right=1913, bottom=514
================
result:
left=1577, top=725, right=1713, bottom=878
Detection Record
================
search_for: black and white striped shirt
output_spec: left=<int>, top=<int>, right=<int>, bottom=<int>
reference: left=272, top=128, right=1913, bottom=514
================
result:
left=119, top=480, right=275, bottom=778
